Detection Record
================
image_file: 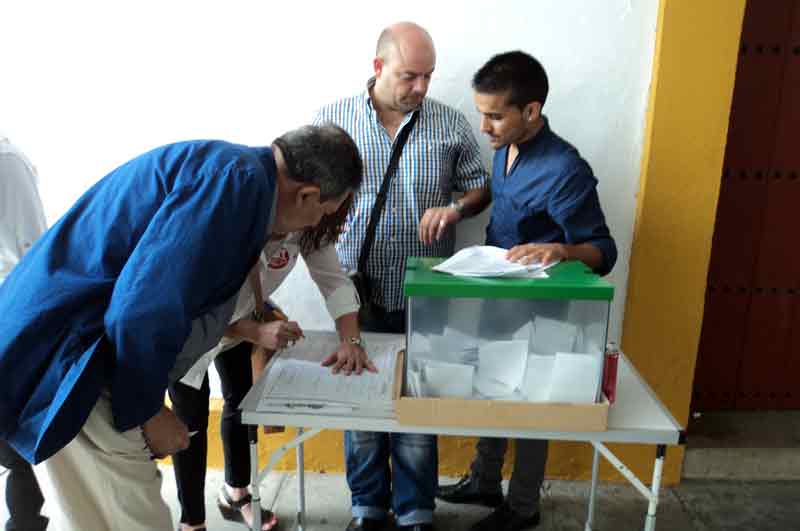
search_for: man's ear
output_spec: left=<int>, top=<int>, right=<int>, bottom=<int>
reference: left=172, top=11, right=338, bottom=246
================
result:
left=373, top=57, right=385, bottom=78
left=296, top=185, right=322, bottom=208
left=525, top=101, right=542, bottom=122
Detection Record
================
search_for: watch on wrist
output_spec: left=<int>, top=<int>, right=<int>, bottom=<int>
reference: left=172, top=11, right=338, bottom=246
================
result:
left=448, top=200, right=465, bottom=215
left=346, top=336, right=364, bottom=347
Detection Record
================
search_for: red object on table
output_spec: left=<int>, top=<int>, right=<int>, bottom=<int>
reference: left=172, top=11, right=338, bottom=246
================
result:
left=602, top=342, right=619, bottom=404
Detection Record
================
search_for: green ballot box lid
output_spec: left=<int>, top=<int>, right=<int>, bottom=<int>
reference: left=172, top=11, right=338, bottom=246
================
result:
left=403, top=257, right=614, bottom=301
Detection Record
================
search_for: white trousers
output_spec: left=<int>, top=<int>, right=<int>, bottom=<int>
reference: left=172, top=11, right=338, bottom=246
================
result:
left=33, top=393, right=173, bottom=531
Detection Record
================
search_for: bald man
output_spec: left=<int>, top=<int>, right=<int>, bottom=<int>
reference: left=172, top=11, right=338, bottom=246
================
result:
left=314, top=22, right=491, bottom=531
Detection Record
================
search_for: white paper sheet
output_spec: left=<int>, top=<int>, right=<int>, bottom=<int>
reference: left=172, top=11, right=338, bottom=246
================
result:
left=428, top=331, right=480, bottom=363
left=419, top=359, right=474, bottom=398
left=409, top=332, right=432, bottom=353
left=474, top=374, right=516, bottom=398
left=547, top=352, right=600, bottom=404
left=532, top=316, right=578, bottom=356
left=407, top=369, right=423, bottom=397
left=522, top=354, right=555, bottom=402
left=432, top=245, right=555, bottom=278
left=477, top=340, right=528, bottom=392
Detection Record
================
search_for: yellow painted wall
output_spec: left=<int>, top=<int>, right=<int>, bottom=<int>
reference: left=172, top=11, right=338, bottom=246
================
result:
left=619, top=0, right=745, bottom=485
left=197, top=0, right=746, bottom=486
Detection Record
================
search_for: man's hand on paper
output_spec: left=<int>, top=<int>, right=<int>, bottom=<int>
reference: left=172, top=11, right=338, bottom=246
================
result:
left=255, top=320, right=304, bottom=350
left=321, top=342, right=377, bottom=376
left=418, top=206, right=462, bottom=246
left=142, top=405, right=189, bottom=459
left=507, top=242, right=568, bottom=266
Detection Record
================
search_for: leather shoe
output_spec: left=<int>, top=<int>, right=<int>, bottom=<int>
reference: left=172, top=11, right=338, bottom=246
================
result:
left=346, top=516, right=387, bottom=531
left=436, top=474, right=504, bottom=508
left=469, top=503, right=540, bottom=531
left=397, top=525, right=433, bottom=531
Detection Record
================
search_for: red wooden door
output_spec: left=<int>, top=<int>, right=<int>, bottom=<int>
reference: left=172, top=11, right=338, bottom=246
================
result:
left=693, top=0, right=800, bottom=410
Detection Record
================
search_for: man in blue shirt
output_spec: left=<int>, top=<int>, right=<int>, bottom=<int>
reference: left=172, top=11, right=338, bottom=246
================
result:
left=438, top=51, right=617, bottom=531
left=0, top=124, right=363, bottom=530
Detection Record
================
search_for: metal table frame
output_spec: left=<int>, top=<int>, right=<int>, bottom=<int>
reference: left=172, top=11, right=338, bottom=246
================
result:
left=240, top=353, right=685, bottom=531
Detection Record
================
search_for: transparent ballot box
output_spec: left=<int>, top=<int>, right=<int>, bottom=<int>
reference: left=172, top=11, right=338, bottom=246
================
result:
left=397, top=257, right=614, bottom=431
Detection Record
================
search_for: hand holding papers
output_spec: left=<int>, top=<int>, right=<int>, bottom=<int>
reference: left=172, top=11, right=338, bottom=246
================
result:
left=432, top=245, right=557, bottom=278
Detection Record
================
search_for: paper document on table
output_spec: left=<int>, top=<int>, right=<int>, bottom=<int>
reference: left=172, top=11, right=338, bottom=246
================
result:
left=432, top=245, right=557, bottom=278
left=256, top=331, right=404, bottom=417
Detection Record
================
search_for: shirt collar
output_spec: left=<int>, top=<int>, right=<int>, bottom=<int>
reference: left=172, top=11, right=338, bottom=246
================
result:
left=364, top=77, right=377, bottom=114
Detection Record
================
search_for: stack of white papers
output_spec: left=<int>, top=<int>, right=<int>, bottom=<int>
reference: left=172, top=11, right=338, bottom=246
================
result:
left=256, top=331, right=404, bottom=417
left=433, top=246, right=556, bottom=278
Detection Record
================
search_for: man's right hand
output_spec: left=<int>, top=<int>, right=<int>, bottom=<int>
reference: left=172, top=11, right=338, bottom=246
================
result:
left=142, top=405, right=190, bottom=459
left=255, top=320, right=304, bottom=350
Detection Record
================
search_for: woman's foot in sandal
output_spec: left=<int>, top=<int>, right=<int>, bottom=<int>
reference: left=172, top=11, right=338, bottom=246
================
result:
left=218, top=484, right=278, bottom=530
left=179, top=524, right=206, bottom=531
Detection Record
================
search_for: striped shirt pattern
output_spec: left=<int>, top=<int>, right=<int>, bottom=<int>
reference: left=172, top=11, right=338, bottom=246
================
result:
left=314, top=87, right=489, bottom=311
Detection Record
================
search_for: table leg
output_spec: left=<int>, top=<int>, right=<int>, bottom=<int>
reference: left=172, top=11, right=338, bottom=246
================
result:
left=249, top=425, right=262, bottom=531
left=248, top=428, right=324, bottom=531
left=592, top=442, right=657, bottom=531
left=644, top=445, right=666, bottom=531
left=297, top=428, right=306, bottom=531
left=585, top=444, right=601, bottom=531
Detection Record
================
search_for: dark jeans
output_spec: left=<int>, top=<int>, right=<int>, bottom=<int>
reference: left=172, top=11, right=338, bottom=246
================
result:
left=0, top=440, right=48, bottom=531
left=345, top=306, right=438, bottom=526
left=168, top=341, right=254, bottom=526
left=470, top=437, right=548, bottom=517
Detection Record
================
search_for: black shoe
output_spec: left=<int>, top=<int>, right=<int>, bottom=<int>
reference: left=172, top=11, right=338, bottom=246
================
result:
left=436, top=475, right=504, bottom=508
left=346, top=516, right=387, bottom=531
left=469, top=503, right=540, bottom=531
left=397, top=525, right=433, bottom=531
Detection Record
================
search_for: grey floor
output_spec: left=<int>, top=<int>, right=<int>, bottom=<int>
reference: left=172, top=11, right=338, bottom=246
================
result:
left=4, top=411, right=800, bottom=530
left=4, top=465, right=799, bottom=531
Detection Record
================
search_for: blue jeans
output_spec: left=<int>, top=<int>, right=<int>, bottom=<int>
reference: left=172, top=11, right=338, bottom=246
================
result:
left=345, top=431, right=437, bottom=526
left=346, top=305, right=437, bottom=526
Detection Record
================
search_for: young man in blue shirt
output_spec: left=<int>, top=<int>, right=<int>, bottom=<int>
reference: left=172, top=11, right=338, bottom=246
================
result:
left=437, top=51, right=617, bottom=531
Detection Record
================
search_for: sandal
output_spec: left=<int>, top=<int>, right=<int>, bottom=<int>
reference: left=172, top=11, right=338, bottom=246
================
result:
left=217, top=486, right=278, bottom=530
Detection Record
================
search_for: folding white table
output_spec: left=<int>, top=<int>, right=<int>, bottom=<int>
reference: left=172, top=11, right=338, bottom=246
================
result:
left=239, top=345, right=685, bottom=531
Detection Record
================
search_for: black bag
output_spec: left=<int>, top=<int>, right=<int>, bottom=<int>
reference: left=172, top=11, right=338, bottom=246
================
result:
left=349, top=269, right=372, bottom=316
left=351, top=111, right=419, bottom=321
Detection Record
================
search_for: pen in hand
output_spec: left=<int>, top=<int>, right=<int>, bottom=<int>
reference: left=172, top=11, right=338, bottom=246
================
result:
left=270, top=307, right=305, bottom=344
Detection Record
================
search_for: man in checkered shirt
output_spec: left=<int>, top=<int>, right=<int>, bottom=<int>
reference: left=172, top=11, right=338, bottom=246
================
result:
left=313, top=21, right=491, bottom=531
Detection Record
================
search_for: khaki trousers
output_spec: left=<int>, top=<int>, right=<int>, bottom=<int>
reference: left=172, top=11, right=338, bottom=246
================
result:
left=34, top=393, right=173, bottom=531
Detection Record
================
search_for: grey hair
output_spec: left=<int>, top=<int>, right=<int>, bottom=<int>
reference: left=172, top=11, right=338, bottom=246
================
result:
left=272, top=123, right=363, bottom=201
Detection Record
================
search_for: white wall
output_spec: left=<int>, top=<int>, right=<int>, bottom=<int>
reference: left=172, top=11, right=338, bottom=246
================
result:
left=1, top=0, right=658, bottom=343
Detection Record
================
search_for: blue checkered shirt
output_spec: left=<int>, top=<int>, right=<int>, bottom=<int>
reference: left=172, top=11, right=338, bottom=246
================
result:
left=314, top=84, right=489, bottom=311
